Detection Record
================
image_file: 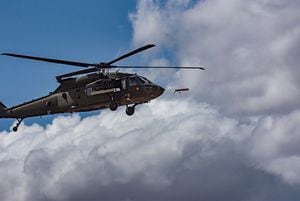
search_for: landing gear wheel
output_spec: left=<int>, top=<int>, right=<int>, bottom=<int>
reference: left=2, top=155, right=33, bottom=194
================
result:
left=109, top=102, right=118, bottom=111
left=126, top=106, right=135, bottom=116
left=12, top=118, right=24, bottom=132
left=13, top=126, right=18, bottom=132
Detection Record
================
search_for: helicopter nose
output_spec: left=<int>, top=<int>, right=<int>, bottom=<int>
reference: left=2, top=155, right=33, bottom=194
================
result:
left=155, top=85, right=165, bottom=97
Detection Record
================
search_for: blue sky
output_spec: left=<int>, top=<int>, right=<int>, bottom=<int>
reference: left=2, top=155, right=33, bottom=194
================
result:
left=0, top=0, right=137, bottom=129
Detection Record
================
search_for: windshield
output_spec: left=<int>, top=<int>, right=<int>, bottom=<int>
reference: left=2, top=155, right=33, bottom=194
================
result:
left=138, top=76, right=152, bottom=84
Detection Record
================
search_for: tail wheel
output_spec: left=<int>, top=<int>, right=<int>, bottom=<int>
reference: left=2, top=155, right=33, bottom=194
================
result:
left=126, top=106, right=135, bottom=116
left=13, top=126, right=18, bottom=132
left=12, top=118, right=24, bottom=132
left=109, top=102, right=118, bottom=111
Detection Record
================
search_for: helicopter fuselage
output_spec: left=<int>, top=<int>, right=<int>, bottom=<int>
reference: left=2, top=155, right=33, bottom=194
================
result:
left=0, top=72, right=164, bottom=119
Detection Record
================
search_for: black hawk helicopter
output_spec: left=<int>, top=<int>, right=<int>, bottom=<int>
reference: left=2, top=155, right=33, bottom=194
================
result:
left=0, top=44, right=204, bottom=132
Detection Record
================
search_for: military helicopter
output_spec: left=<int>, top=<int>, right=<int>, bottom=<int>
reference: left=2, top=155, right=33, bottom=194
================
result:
left=0, top=44, right=204, bottom=132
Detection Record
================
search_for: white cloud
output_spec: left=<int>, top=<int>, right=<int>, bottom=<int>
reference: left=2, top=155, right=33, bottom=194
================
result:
left=1, top=97, right=300, bottom=200
left=250, top=110, right=300, bottom=185
left=130, top=0, right=300, bottom=115
left=128, top=0, right=300, bottom=198
left=0, top=99, right=232, bottom=200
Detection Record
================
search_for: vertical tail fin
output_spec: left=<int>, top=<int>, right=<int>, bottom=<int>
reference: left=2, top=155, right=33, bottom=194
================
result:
left=0, top=101, right=7, bottom=113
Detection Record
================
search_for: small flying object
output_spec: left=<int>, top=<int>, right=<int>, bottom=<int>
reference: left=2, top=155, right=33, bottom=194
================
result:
left=174, top=88, right=190, bottom=94
left=0, top=44, right=204, bottom=132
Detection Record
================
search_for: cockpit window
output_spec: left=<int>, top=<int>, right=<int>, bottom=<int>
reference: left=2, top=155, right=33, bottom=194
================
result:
left=137, top=77, right=145, bottom=84
left=129, top=77, right=138, bottom=86
left=138, top=76, right=151, bottom=84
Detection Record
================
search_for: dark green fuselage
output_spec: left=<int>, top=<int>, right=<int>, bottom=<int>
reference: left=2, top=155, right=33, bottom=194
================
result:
left=0, top=72, right=164, bottom=119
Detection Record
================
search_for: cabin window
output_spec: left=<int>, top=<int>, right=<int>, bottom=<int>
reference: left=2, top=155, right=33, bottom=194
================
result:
left=86, top=80, right=112, bottom=96
left=121, top=79, right=126, bottom=90
left=87, top=80, right=112, bottom=90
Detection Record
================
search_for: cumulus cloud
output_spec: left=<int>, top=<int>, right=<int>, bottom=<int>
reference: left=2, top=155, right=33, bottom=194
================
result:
left=250, top=110, right=300, bottom=185
left=130, top=0, right=300, bottom=115
left=0, top=97, right=300, bottom=201
left=127, top=0, right=300, bottom=199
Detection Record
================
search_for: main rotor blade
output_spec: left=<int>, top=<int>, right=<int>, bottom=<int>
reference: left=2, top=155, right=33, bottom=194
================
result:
left=2, top=53, right=95, bottom=68
left=106, top=44, right=155, bottom=66
left=111, top=65, right=205, bottom=70
left=56, top=68, right=98, bottom=80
